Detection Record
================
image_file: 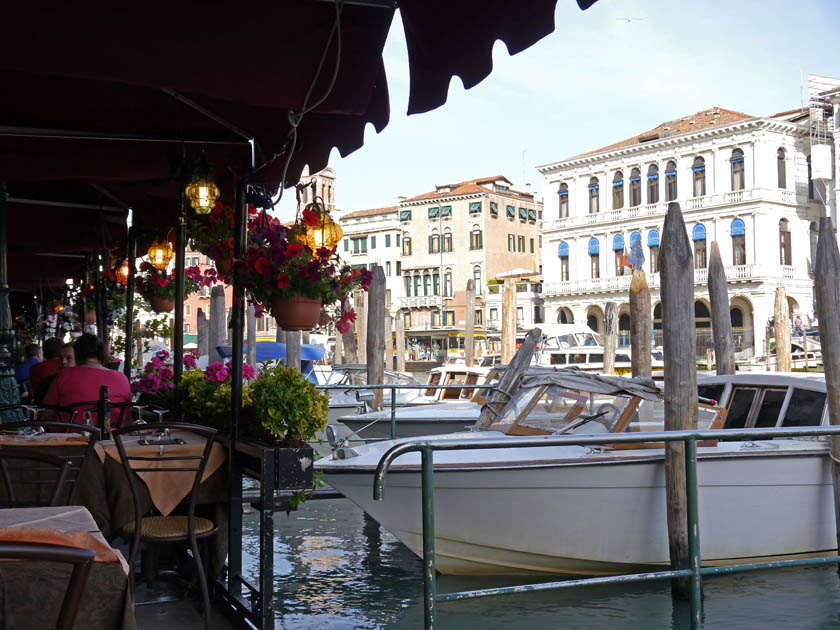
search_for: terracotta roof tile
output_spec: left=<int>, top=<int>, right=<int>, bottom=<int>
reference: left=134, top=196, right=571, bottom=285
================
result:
left=340, top=206, right=397, bottom=220
left=404, top=175, right=532, bottom=203
left=569, top=107, right=755, bottom=160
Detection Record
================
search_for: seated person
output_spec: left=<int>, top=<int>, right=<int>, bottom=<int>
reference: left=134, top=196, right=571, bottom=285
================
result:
left=29, top=337, right=63, bottom=394
left=15, top=342, right=42, bottom=393
left=34, top=342, right=76, bottom=405
left=43, top=334, right=131, bottom=428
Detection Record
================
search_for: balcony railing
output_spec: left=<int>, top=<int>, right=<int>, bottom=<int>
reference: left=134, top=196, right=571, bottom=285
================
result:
left=542, top=188, right=805, bottom=232
left=400, top=296, right=442, bottom=308
left=543, top=264, right=807, bottom=296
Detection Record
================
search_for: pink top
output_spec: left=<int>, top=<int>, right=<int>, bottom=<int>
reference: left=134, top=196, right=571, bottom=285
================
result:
left=43, top=365, right=132, bottom=428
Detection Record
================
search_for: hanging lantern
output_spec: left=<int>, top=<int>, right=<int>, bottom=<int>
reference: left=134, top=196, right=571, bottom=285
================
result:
left=53, top=302, right=64, bottom=313
left=115, top=259, right=131, bottom=286
left=147, top=238, right=174, bottom=270
left=184, top=153, right=220, bottom=214
left=302, top=202, right=343, bottom=251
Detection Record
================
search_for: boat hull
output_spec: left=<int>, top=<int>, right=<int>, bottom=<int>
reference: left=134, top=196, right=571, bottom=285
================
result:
left=321, top=448, right=836, bottom=575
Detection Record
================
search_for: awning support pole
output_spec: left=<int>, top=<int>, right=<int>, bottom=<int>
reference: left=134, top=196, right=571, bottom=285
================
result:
left=0, top=183, right=21, bottom=417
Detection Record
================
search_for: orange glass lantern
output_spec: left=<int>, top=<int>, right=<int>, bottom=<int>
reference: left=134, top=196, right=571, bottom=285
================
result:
left=53, top=302, right=64, bottom=313
left=147, top=238, right=174, bottom=270
left=115, top=259, right=131, bottom=286
left=302, top=202, right=343, bottom=251
left=185, top=153, right=220, bottom=214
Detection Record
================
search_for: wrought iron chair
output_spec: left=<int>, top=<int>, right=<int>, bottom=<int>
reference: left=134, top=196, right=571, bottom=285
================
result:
left=112, top=422, right=217, bottom=630
left=0, top=450, right=71, bottom=508
left=0, top=421, right=100, bottom=504
left=0, top=541, right=95, bottom=630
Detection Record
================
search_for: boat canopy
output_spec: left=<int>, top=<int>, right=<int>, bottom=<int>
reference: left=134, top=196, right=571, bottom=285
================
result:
left=519, top=368, right=661, bottom=401
left=216, top=342, right=325, bottom=383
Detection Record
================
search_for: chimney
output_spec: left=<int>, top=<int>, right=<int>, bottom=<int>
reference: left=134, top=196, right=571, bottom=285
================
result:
left=397, top=196, right=406, bottom=204
left=525, top=183, right=532, bottom=195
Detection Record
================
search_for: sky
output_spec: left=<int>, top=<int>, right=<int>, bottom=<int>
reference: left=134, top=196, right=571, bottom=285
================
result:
left=274, top=0, right=840, bottom=221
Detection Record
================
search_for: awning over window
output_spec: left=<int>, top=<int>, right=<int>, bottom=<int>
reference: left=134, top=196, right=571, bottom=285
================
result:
left=613, top=234, right=625, bottom=251
left=558, top=242, right=569, bottom=257
left=528, top=209, right=537, bottom=221
left=441, top=205, right=452, bottom=217
left=588, top=237, right=600, bottom=255
left=630, top=231, right=641, bottom=246
left=731, top=218, right=746, bottom=236
left=506, top=205, right=515, bottom=218
left=693, top=224, right=707, bottom=241
left=648, top=229, right=660, bottom=247
left=400, top=210, right=412, bottom=221
left=489, top=201, right=498, bottom=214
left=428, top=206, right=439, bottom=218
left=518, top=207, right=527, bottom=219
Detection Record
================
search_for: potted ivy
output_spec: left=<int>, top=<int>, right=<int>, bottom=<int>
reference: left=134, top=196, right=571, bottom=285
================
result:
left=134, top=262, right=217, bottom=313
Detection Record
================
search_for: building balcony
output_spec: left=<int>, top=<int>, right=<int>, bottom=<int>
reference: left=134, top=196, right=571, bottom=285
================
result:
left=486, top=282, right=542, bottom=295
left=543, top=188, right=803, bottom=233
left=543, top=264, right=805, bottom=296
left=400, top=296, right=443, bottom=308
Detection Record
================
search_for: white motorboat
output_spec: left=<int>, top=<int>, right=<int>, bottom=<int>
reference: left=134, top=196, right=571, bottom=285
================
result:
left=317, top=364, right=423, bottom=422
left=317, top=370, right=832, bottom=576
left=536, top=324, right=665, bottom=376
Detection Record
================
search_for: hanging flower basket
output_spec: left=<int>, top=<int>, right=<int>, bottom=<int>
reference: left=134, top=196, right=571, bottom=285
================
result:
left=149, top=296, right=175, bottom=313
left=271, top=295, right=322, bottom=331
left=215, top=253, right=232, bottom=275
left=85, top=310, right=97, bottom=324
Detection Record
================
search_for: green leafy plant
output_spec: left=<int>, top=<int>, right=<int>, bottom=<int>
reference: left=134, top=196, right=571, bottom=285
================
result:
left=249, top=362, right=329, bottom=447
left=175, top=363, right=253, bottom=431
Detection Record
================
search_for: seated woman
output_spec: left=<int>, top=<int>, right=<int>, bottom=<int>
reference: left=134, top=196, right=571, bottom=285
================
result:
left=43, top=333, right=132, bottom=428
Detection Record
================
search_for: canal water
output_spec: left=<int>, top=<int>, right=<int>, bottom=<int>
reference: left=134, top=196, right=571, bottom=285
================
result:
left=242, top=497, right=840, bottom=629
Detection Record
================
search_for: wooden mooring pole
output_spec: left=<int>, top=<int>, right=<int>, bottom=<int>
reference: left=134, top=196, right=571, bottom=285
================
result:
left=813, top=216, right=840, bottom=560
left=356, top=290, right=368, bottom=365
left=395, top=309, right=406, bottom=373
left=465, top=279, right=475, bottom=367
left=209, top=285, right=226, bottom=364
left=708, top=242, right=735, bottom=375
left=367, top=266, right=386, bottom=410
left=603, top=302, right=618, bottom=375
left=660, top=202, right=698, bottom=598
left=501, top=278, right=516, bottom=365
left=629, top=269, right=651, bottom=378
left=774, top=287, right=791, bottom=372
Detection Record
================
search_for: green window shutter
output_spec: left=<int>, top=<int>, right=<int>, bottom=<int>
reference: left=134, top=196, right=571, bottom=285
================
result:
left=400, top=209, right=412, bottom=221
left=468, top=201, right=481, bottom=213
left=441, top=205, right=452, bottom=217
left=371, top=235, right=376, bottom=249
left=344, top=239, right=349, bottom=252
left=396, top=234, right=400, bottom=245
left=428, top=206, right=439, bottom=219
left=479, top=231, right=483, bottom=249
left=528, top=209, right=537, bottom=222
left=490, top=201, right=498, bottom=216
left=385, top=234, right=391, bottom=247
left=428, top=236, right=433, bottom=252
left=506, top=205, right=515, bottom=219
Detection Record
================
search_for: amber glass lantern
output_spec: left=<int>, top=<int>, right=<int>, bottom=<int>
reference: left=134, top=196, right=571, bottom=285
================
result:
left=147, top=238, right=174, bottom=270
left=184, top=153, right=220, bottom=214
left=302, top=202, right=343, bottom=251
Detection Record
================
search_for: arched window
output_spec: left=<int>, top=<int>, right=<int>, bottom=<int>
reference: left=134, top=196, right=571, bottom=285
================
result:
left=429, top=230, right=440, bottom=254
left=630, top=231, right=642, bottom=248
left=402, top=234, right=412, bottom=256
left=648, top=229, right=660, bottom=273
left=730, top=307, right=744, bottom=328
left=469, top=225, right=483, bottom=250
left=695, top=301, right=711, bottom=329
left=613, top=171, right=624, bottom=209
left=629, top=168, right=641, bottom=207
left=558, top=241, right=570, bottom=281
left=730, top=148, right=745, bottom=191
left=588, top=237, right=600, bottom=279
left=653, top=302, right=662, bottom=330
left=613, top=234, right=625, bottom=275
left=693, top=223, right=707, bottom=269
left=777, top=148, right=786, bottom=189
left=692, top=156, right=706, bottom=197
left=807, top=155, right=814, bottom=199
left=557, top=308, right=573, bottom=324
left=473, top=265, right=482, bottom=295
left=443, top=228, right=452, bottom=252
left=444, top=268, right=453, bottom=297
left=589, top=177, right=600, bottom=213
left=558, top=183, right=569, bottom=218
left=779, top=219, right=791, bottom=265
left=731, top=218, right=746, bottom=266
left=665, top=161, right=677, bottom=201
left=619, top=313, right=631, bottom=347
left=647, top=164, right=659, bottom=204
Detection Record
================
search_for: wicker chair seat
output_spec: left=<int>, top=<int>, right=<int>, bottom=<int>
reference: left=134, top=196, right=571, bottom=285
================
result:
left=123, top=515, right=215, bottom=539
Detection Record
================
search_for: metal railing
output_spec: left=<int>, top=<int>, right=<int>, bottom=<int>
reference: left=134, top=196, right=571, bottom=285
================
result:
left=372, top=425, right=840, bottom=629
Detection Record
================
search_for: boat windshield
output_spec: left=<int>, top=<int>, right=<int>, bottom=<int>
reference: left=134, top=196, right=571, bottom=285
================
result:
left=425, top=371, right=442, bottom=397
left=551, top=331, right=603, bottom=349
left=489, top=385, right=634, bottom=435
left=324, top=368, right=366, bottom=386
left=442, top=371, right=467, bottom=400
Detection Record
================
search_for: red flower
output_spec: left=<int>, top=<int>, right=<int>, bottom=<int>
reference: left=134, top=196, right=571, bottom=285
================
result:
left=276, top=273, right=290, bottom=289
left=254, top=257, right=272, bottom=278
left=285, top=242, right=304, bottom=258
left=302, top=208, right=320, bottom=227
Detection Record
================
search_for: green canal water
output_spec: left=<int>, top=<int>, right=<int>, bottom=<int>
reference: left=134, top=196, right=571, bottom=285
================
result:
left=242, top=498, right=840, bottom=629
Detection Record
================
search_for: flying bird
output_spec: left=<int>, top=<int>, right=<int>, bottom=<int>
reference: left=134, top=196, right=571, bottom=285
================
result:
left=616, top=17, right=644, bottom=23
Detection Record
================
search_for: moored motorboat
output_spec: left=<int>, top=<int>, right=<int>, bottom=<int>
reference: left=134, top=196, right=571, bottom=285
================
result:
left=317, top=370, right=832, bottom=575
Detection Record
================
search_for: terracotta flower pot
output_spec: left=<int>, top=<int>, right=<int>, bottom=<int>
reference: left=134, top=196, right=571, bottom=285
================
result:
left=85, top=310, right=97, bottom=324
left=149, top=296, right=175, bottom=313
left=271, top=295, right=322, bottom=331
left=215, top=253, right=232, bottom=275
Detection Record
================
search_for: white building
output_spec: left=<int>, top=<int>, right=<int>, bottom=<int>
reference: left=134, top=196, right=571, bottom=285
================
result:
left=538, top=100, right=837, bottom=358
left=338, top=206, right=404, bottom=317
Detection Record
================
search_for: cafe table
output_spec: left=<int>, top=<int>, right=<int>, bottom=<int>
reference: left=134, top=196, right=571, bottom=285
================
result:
left=0, top=505, right=135, bottom=629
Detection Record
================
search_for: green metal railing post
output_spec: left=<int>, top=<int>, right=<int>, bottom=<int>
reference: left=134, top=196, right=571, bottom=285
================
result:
left=421, top=446, right=437, bottom=629
left=390, top=384, right=397, bottom=439
left=684, top=437, right=702, bottom=629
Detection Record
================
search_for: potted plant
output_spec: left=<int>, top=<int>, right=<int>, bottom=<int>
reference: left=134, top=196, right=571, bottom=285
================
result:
left=174, top=357, right=256, bottom=429
left=188, top=200, right=240, bottom=275
left=134, top=262, right=217, bottom=313
left=239, top=211, right=372, bottom=331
